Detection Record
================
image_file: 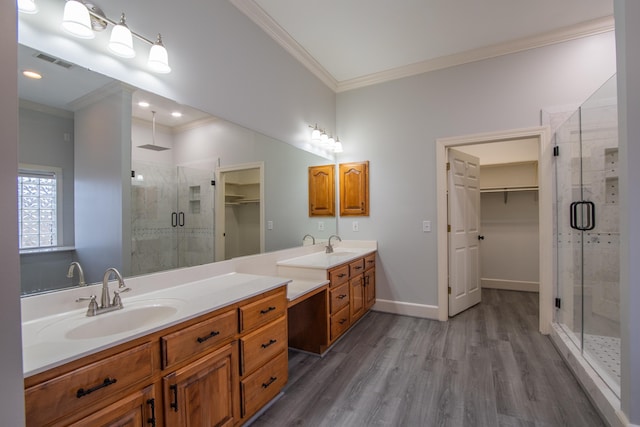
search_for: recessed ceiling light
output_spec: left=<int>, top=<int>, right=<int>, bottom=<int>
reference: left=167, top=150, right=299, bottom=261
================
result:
left=138, top=101, right=150, bottom=108
left=22, top=70, right=43, bottom=80
left=171, top=111, right=182, bottom=118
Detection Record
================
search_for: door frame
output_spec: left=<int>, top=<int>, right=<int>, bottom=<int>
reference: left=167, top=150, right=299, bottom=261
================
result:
left=436, top=126, right=553, bottom=334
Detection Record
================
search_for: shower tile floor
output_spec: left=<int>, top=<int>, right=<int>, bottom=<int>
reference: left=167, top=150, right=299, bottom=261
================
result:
left=584, top=333, right=621, bottom=385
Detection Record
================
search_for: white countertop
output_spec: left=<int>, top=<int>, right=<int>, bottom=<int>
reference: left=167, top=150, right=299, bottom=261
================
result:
left=277, top=246, right=376, bottom=270
left=22, top=273, right=290, bottom=377
left=286, top=279, right=330, bottom=302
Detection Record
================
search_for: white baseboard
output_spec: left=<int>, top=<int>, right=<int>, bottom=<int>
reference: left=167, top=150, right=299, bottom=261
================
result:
left=481, top=278, right=539, bottom=293
left=372, top=299, right=440, bottom=320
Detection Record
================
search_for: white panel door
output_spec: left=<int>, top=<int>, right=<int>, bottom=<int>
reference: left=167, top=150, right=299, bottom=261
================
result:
left=448, top=148, right=482, bottom=316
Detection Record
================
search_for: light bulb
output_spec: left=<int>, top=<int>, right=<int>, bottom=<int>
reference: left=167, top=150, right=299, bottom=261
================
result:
left=334, top=139, right=343, bottom=153
left=311, top=124, right=321, bottom=142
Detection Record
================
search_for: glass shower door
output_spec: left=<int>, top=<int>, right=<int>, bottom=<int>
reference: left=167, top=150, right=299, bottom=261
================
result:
left=554, top=75, right=620, bottom=395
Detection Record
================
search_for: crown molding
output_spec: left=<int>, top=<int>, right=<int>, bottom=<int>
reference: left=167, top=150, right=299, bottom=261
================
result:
left=336, top=16, right=615, bottom=92
left=230, top=1, right=614, bottom=94
left=230, top=0, right=338, bottom=92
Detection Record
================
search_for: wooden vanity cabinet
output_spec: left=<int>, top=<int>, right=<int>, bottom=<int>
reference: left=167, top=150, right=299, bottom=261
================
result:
left=24, top=285, right=288, bottom=427
left=163, top=343, right=239, bottom=427
left=364, top=254, right=376, bottom=311
left=308, top=164, right=335, bottom=216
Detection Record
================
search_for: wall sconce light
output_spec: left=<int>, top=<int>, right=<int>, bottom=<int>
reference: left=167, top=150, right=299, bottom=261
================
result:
left=58, top=0, right=171, bottom=73
left=17, top=0, right=38, bottom=14
left=308, top=124, right=344, bottom=153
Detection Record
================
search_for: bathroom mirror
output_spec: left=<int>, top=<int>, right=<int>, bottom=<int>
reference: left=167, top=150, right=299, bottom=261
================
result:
left=18, top=43, right=336, bottom=295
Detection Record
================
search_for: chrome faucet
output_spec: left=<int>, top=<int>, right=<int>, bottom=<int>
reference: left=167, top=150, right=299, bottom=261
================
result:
left=76, top=268, right=131, bottom=317
left=302, top=234, right=316, bottom=245
left=67, top=262, right=86, bottom=286
left=326, top=234, right=342, bottom=253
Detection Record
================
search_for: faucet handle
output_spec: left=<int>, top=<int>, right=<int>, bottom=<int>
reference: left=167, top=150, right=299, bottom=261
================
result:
left=112, top=287, right=131, bottom=308
left=75, top=295, right=96, bottom=303
left=76, top=295, right=98, bottom=316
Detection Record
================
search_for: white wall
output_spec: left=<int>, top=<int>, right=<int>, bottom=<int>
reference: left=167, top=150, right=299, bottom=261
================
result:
left=614, top=0, right=640, bottom=422
left=336, top=32, right=616, bottom=309
left=0, top=3, right=26, bottom=426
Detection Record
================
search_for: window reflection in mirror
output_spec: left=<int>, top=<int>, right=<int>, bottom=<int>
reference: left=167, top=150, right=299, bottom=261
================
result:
left=18, top=44, right=336, bottom=296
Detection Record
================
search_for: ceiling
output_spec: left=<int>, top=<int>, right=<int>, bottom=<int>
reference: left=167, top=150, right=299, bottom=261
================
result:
left=232, top=0, right=614, bottom=92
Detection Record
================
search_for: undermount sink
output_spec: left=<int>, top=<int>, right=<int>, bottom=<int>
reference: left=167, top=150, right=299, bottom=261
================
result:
left=277, top=249, right=366, bottom=269
left=38, top=299, right=186, bottom=341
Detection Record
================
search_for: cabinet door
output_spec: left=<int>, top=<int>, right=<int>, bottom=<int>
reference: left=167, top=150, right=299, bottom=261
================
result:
left=339, top=161, right=369, bottom=216
left=163, top=343, right=239, bottom=427
left=308, top=164, right=335, bottom=216
left=350, top=275, right=365, bottom=321
left=69, top=384, right=157, bottom=427
left=364, top=267, right=376, bottom=310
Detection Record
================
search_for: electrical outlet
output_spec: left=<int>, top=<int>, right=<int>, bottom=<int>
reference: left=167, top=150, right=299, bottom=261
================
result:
left=352, top=221, right=359, bottom=232
left=267, top=220, right=273, bottom=230
left=318, top=221, right=325, bottom=231
left=423, top=220, right=431, bottom=232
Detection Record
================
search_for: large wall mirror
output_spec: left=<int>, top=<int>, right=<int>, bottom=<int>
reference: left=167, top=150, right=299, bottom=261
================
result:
left=18, top=43, right=336, bottom=296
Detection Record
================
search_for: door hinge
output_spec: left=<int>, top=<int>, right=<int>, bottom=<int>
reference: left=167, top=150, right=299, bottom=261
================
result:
left=211, top=180, right=215, bottom=186
left=447, top=224, right=451, bottom=232
left=555, top=298, right=562, bottom=309
left=131, top=170, right=136, bottom=178
left=446, top=162, right=450, bottom=171
left=553, top=146, right=560, bottom=157
left=448, top=286, right=452, bottom=295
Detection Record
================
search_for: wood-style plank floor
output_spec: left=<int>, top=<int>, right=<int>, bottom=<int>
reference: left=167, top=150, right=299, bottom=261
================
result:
left=251, top=289, right=605, bottom=427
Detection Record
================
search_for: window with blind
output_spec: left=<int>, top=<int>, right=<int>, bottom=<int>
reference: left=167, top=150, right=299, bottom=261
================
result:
left=18, top=167, right=61, bottom=249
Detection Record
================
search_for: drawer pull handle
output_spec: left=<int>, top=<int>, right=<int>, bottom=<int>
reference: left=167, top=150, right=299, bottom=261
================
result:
left=76, top=377, right=117, bottom=398
left=147, top=398, right=156, bottom=426
left=262, top=376, right=277, bottom=389
left=260, top=306, right=276, bottom=315
left=337, top=273, right=346, bottom=278
left=196, top=330, right=220, bottom=343
left=337, top=294, right=347, bottom=300
left=261, top=339, right=277, bottom=349
left=339, top=318, right=347, bottom=325
left=354, top=266, right=362, bottom=270
left=367, top=260, right=374, bottom=264
left=169, top=384, right=178, bottom=412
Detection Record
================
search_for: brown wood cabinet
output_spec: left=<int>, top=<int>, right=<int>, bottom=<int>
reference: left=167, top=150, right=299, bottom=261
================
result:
left=24, top=286, right=288, bottom=427
left=163, top=343, right=239, bottom=427
left=308, top=164, right=335, bottom=216
left=326, top=252, right=376, bottom=344
left=339, top=161, right=369, bottom=216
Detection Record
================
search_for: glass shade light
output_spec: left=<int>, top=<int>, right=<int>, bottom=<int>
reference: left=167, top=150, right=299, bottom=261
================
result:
left=327, top=135, right=335, bottom=146
left=18, top=0, right=38, bottom=14
left=108, top=14, right=135, bottom=58
left=62, top=0, right=94, bottom=39
left=148, top=34, right=171, bottom=74
left=320, top=131, right=329, bottom=143
left=311, top=124, right=321, bottom=142
left=333, top=139, right=344, bottom=153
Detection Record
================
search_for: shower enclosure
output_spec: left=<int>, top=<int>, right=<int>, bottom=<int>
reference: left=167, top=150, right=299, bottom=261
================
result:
left=554, top=75, right=620, bottom=396
left=130, top=161, right=215, bottom=276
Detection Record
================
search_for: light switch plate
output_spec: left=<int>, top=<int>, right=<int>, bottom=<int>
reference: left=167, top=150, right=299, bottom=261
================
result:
left=318, top=221, right=325, bottom=231
left=352, top=221, right=359, bottom=232
left=423, top=220, right=431, bottom=232
left=267, top=220, right=273, bottom=230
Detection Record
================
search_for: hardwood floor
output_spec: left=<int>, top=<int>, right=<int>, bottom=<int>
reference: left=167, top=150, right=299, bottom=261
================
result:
left=251, top=289, right=605, bottom=427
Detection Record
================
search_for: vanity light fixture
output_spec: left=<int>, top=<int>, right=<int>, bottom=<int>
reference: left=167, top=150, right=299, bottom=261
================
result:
left=18, top=0, right=38, bottom=14
left=308, top=124, right=344, bottom=153
left=60, top=0, right=171, bottom=73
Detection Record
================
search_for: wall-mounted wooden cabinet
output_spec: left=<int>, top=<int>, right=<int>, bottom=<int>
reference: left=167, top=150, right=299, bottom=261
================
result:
left=339, top=161, right=369, bottom=216
left=308, top=164, right=335, bottom=216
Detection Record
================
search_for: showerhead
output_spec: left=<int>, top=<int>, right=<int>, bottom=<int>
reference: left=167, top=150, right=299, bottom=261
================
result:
left=137, top=143, right=170, bottom=151
left=137, top=110, right=170, bottom=151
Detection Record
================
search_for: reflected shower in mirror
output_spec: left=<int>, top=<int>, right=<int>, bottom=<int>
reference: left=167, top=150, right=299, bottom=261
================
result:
left=18, top=44, right=336, bottom=296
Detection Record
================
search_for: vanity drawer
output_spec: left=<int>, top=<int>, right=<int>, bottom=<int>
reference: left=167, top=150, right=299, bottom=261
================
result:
left=349, top=258, right=365, bottom=276
left=25, top=342, right=153, bottom=427
left=329, top=264, right=349, bottom=287
left=161, top=308, right=237, bottom=369
left=364, top=253, right=376, bottom=271
left=240, top=316, right=287, bottom=376
left=330, top=304, right=351, bottom=341
left=330, top=282, right=350, bottom=314
left=240, top=350, right=288, bottom=418
left=239, top=287, right=287, bottom=333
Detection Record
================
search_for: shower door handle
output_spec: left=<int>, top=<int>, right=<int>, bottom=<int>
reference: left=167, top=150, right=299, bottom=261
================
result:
left=171, top=212, right=178, bottom=227
left=179, top=212, right=185, bottom=227
left=570, top=201, right=595, bottom=231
